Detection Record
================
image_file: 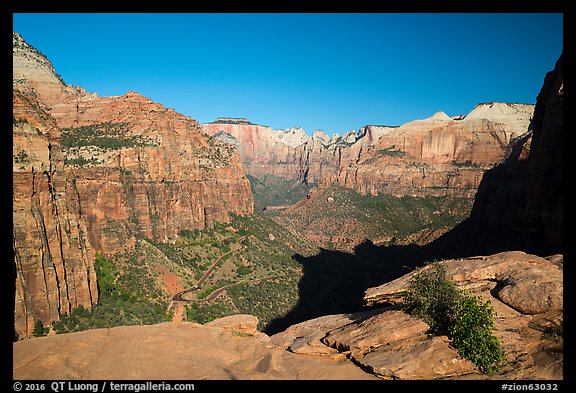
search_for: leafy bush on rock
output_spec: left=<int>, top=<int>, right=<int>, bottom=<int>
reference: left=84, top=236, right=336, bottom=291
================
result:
left=402, top=264, right=505, bottom=374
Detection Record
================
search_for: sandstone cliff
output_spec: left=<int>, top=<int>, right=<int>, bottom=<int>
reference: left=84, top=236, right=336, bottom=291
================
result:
left=13, top=32, right=254, bottom=337
left=333, top=103, right=534, bottom=198
left=13, top=86, right=99, bottom=339
left=203, top=117, right=394, bottom=186
left=204, top=103, right=534, bottom=200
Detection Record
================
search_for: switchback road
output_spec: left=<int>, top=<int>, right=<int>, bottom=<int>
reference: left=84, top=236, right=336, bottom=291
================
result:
left=172, top=236, right=248, bottom=302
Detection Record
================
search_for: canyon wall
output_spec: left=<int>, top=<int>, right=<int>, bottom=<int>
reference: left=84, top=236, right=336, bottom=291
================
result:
left=13, top=83, right=98, bottom=339
left=334, top=104, right=534, bottom=198
left=203, top=119, right=381, bottom=184
left=204, top=104, right=534, bottom=200
left=13, top=32, right=254, bottom=337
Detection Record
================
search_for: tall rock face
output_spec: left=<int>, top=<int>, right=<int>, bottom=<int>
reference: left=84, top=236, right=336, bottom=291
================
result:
left=204, top=104, right=534, bottom=200
left=203, top=118, right=394, bottom=186
left=52, top=92, right=254, bottom=253
left=469, top=54, right=563, bottom=255
left=13, top=77, right=98, bottom=338
left=13, top=32, right=254, bottom=337
left=333, top=104, right=534, bottom=198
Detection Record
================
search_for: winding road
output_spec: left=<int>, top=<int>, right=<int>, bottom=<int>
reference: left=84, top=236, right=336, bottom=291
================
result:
left=172, top=236, right=248, bottom=302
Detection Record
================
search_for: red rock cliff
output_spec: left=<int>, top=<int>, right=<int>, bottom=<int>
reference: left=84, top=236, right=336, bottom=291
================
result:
left=13, top=32, right=254, bottom=337
left=204, top=103, right=533, bottom=199
left=13, top=85, right=98, bottom=339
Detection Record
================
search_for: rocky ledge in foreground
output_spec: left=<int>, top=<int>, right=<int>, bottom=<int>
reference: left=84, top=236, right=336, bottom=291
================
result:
left=14, top=251, right=562, bottom=380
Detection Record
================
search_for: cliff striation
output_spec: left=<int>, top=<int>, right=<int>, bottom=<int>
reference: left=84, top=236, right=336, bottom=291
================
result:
left=204, top=103, right=534, bottom=200
left=334, top=103, right=534, bottom=198
left=13, top=80, right=98, bottom=339
left=13, top=32, right=253, bottom=337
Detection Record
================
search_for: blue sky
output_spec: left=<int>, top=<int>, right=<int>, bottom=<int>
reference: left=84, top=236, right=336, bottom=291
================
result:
left=13, top=13, right=562, bottom=135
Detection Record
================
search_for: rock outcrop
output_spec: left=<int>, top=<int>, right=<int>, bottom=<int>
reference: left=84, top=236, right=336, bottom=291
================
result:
left=14, top=252, right=562, bottom=380
left=469, top=54, right=563, bottom=255
left=13, top=32, right=254, bottom=337
left=360, top=251, right=562, bottom=379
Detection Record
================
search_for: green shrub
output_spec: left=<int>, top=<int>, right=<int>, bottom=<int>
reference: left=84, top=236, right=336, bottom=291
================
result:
left=94, top=253, right=117, bottom=295
left=402, top=264, right=505, bottom=374
left=402, top=264, right=460, bottom=332
left=449, top=293, right=505, bottom=374
left=14, top=150, right=30, bottom=164
left=33, top=319, right=47, bottom=337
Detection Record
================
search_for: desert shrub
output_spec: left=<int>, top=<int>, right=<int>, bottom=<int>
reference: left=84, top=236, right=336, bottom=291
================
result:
left=14, top=150, right=30, bottom=163
left=449, top=293, right=505, bottom=374
left=402, top=264, right=505, bottom=374
left=402, top=264, right=460, bottom=332
left=33, top=319, right=47, bottom=337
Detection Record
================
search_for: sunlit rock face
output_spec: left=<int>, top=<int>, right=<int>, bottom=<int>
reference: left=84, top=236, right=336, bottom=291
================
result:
left=13, top=32, right=254, bottom=338
left=204, top=101, right=534, bottom=199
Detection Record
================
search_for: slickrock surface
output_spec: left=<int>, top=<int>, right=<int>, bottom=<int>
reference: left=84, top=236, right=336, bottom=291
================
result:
left=361, top=251, right=563, bottom=379
left=13, top=315, right=377, bottom=380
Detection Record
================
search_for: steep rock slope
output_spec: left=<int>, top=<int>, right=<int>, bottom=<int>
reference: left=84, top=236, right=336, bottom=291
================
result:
left=13, top=32, right=253, bottom=337
left=334, top=104, right=534, bottom=198
left=13, top=86, right=98, bottom=339
left=203, top=118, right=384, bottom=185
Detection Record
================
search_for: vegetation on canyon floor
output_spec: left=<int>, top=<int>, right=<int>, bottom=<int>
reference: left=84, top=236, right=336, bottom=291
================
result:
left=50, top=211, right=316, bottom=334
left=248, top=174, right=314, bottom=213
left=48, top=183, right=476, bottom=336
left=279, top=185, right=473, bottom=251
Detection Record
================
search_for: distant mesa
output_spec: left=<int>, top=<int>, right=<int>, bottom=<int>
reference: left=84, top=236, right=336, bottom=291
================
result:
left=208, top=117, right=257, bottom=125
